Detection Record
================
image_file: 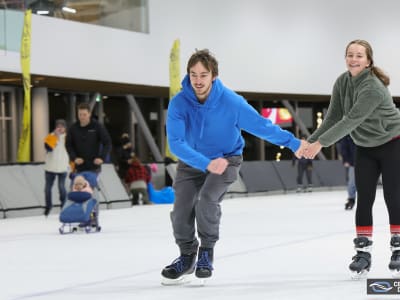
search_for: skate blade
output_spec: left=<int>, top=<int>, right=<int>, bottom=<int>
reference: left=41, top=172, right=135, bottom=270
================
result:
left=161, top=274, right=192, bottom=286
left=350, top=270, right=369, bottom=280
left=390, top=269, right=400, bottom=278
left=191, top=278, right=206, bottom=286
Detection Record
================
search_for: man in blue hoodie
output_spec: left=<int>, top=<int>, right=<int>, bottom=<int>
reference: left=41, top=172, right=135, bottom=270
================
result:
left=161, top=49, right=306, bottom=284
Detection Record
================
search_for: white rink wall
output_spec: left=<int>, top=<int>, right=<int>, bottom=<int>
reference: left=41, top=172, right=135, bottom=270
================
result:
left=1, top=0, right=400, bottom=95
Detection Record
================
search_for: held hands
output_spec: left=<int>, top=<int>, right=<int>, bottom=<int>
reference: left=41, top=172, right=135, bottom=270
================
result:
left=294, top=139, right=323, bottom=159
left=207, top=157, right=229, bottom=175
left=303, top=141, right=322, bottom=159
left=294, top=139, right=308, bottom=158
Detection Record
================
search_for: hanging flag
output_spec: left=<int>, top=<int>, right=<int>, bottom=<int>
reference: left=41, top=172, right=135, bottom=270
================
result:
left=261, top=108, right=293, bottom=125
left=165, top=39, right=181, bottom=161
left=17, top=9, right=32, bottom=162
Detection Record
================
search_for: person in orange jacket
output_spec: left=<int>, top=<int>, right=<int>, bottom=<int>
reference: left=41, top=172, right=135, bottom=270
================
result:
left=43, top=119, right=70, bottom=216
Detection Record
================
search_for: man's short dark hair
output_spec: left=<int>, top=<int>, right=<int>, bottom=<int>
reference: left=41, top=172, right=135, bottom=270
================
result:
left=77, top=102, right=91, bottom=112
left=187, top=49, right=219, bottom=77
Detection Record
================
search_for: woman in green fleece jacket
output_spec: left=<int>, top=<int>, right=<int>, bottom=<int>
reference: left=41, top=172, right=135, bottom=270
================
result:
left=305, top=39, right=400, bottom=278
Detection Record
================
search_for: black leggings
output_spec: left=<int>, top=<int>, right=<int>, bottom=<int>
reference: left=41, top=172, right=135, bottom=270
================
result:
left=355, top=138, right=400, bottom=227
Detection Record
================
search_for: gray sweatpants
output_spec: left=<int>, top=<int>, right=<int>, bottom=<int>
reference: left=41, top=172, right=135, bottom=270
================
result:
left=170, top=156, right=242, bottom=255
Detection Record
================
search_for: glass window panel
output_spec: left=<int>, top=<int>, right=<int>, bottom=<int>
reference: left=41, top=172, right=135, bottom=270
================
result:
left=2, top=0, right=149, bottom=33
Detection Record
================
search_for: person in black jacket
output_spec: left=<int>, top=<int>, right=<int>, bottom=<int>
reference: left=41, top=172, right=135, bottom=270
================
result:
left=115, top=133, right=135, bottom=181
left=66, top=102, right=112, bottom=174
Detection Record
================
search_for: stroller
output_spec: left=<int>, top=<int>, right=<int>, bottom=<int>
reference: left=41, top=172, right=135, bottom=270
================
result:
left=59, top=171, right=101, bottom=234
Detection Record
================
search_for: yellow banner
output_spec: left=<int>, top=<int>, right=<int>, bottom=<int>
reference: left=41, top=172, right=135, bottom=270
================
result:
left=17, top=10, right=32, bottom=162
left=165, top=39, right=181, bottom=160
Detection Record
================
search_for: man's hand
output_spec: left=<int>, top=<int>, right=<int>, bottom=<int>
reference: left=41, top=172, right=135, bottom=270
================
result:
left=94, top=158, right=104, bottom=165
left=75, top=158, right=84, bottom=165
left=295, top=139, right=309, bottom=158
left=304, top=141, right=322, bottom=159
left=207, top=158, right=229, bottom=175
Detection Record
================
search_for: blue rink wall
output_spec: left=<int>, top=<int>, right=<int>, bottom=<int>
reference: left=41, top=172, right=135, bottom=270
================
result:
left=0, top=160, right=347, bottom=219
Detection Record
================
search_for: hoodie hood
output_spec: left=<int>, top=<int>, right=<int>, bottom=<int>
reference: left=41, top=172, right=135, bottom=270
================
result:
left=180, top=74, right=225, bottom=139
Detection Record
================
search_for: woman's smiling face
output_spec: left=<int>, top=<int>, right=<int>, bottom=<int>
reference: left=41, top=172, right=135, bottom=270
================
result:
left=345, top=43, right=371, bottom=77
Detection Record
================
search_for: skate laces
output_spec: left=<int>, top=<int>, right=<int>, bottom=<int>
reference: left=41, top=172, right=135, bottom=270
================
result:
left=352, top=251, right=371, bottom=264
left=392, top=250, right=400, bottom=261
left=169, top=256, right=190, bottom=273
left=197, top=251, right=213, bottom=270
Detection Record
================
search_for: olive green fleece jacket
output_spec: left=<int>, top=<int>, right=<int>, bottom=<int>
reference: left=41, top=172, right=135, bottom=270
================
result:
left=308, top=68, right=400, bottom=147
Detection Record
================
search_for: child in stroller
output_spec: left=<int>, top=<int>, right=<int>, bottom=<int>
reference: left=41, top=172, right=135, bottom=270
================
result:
left=71, top=175, right=94, bottom=193
left=59, top=171, right=101, bottom=234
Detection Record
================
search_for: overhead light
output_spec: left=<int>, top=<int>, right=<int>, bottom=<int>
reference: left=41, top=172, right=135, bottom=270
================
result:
left=62, top=6, right=76, bottom=13
left=36, top=10, right=50, bottom=15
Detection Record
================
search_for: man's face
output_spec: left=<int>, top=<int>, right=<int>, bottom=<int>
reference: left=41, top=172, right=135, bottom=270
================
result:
left=78, top=109, right=91, bottom=126
left=189, top=62, right=216, bottom=102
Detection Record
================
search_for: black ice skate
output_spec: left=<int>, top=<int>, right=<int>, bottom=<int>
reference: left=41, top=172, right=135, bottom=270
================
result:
left=345, top=198, right=355, bottom=210
left=161, top=253, right=197, bottom=285
left=389, top=235, right=400, bottom=278
left=349, top=236, right=372, bottom=279
left=195, top=247, right=214, bottom=279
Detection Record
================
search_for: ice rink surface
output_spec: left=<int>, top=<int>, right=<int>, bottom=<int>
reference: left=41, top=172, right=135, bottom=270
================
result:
left=1, top=188, right=398, bottom=300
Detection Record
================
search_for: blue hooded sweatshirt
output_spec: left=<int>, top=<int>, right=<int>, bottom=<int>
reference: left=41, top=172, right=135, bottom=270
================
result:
left=167, top=75, right=301, bottom=172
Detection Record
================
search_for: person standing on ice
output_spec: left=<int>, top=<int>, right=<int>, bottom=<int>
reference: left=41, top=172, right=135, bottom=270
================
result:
left=43, top=119, right=69, bottom=216
left=338, top=135, right=357, bottom=210
left=161, top=48, right=307, bottom=284
left=304, top=40, right=400, bottom=278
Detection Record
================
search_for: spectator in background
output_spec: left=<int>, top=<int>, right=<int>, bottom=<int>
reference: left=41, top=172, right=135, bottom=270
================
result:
left=115, top=133, right=135, bottom=187
left=125, top=155, right=152, bottom=205
left=339, top=135, right=357, bottom=210
left=66, top=102, right=112, bottom=175
left=43, top=119, right=70, bottom=216
left=145, top=162, right=158, bottom=183
left=293, top=135, right=313, bottom=193
left=293, top=155, right=313, bottom=193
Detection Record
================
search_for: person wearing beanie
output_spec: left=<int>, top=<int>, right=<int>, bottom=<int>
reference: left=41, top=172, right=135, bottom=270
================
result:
left=115, top=133, right=135, bottom=184
left=43, top=119, right=70, bottom=216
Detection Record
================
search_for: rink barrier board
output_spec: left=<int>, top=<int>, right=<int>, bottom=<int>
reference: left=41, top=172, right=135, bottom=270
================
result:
left=0, top=163, right=130, bottom=218
left=0, top=160, right=347, bottom=219
left=239, top=160, right=346, bottom=193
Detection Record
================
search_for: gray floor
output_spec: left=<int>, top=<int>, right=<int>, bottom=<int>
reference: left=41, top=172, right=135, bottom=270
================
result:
left=1, top=188, right=398, bottom=300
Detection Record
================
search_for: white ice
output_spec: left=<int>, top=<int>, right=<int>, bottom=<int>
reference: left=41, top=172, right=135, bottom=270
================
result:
left=1, top=188, right=398, bottom=300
